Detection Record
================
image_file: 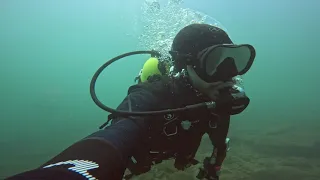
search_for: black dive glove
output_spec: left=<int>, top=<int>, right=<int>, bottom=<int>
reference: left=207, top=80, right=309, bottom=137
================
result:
left=216, top=85, right=250, bottom=115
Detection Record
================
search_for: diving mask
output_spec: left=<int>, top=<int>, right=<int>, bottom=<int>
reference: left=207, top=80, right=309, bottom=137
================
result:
left=170, top=44, right=256, bottom=82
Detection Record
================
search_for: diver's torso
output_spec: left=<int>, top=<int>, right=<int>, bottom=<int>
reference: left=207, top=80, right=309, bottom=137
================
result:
left=138, top=78, right=219, bottom=160
left=146, top=109, right=218, bottom=159
left=124, top=79, right=221, bottom=177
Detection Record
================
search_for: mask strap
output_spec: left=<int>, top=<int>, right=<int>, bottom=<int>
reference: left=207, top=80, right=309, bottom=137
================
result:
left=169, top=50, right=198, bottom=71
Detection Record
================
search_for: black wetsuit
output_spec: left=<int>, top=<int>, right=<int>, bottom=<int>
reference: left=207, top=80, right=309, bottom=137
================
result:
left=5, top=78, right=235, bottom=180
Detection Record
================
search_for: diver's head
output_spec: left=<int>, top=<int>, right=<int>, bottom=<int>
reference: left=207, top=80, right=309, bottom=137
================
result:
left=170, top=23, right=256, bottom=100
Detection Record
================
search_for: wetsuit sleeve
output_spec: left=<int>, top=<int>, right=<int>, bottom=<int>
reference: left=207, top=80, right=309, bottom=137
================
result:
left=207, top=115, right=230, bottom=166
left=5, top=85, right=160, bottom=180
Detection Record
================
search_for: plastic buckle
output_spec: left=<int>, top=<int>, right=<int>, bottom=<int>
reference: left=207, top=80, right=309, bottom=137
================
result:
left=163, top=126, right=178, bottom=136
left=209, top=120, right=217, bottom=129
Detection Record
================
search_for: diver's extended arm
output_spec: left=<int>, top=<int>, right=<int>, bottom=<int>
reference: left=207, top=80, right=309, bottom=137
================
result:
left=5, top=119, right=141, bottom=180
left=5, top=86, right=158, bottom=180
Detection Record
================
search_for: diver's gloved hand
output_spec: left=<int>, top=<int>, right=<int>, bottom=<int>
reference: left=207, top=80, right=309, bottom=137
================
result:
left=197, top=157, right=221, bottom=180
left=215, top=84, right=250, bottom=115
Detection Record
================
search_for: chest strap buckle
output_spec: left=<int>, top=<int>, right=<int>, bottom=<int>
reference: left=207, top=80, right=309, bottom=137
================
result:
left=209, top=120, right=217, bottom=129
left=163, top=125, right=178, bottom=136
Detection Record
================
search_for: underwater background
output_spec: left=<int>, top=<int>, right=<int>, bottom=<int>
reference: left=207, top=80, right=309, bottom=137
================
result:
left=0, top=0, right=319, bottom=179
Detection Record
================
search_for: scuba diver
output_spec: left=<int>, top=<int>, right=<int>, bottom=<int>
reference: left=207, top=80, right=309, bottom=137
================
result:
left=5, top=23, right=256, bottom=180
left=131, top=56, right=233, bottom=179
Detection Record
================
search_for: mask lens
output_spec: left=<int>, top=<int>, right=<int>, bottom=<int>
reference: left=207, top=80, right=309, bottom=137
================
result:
left=204, top=45, right=254, bottom=79
left=205, top=46, right=224, bottom=76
